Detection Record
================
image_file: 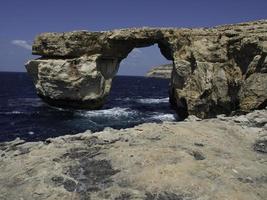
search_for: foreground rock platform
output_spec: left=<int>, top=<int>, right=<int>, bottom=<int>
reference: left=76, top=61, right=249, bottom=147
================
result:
left=26, top=20, right=267, bottom=118
left=1, top=109, right=266, bottom=200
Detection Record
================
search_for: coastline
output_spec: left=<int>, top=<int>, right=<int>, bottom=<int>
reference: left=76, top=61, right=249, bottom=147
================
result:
left=0, top=109, right=266, bottom=199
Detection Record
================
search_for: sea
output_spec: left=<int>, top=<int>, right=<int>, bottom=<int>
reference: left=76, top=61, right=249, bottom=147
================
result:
left=0, top=72, right=178, bottom=142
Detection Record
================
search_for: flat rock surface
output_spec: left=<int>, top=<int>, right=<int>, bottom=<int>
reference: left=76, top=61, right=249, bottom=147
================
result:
left=0, top=109, right=266, bottom=200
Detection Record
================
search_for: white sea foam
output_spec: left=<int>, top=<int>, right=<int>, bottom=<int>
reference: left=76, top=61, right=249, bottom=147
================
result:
left=0, top=111, right=23, bottom=115
left=49, top=106, right=68, bottom=111
left=136, top=97, right=169, bottom=104
left=115, top=97, right=132, bottom=101
left=151, top=113, right=176, bottom=121
left=76, top=107, right=137, bottom=118
left=11, top=111, right=22, bottom=114
left=28, top=131, right=35, bottom=135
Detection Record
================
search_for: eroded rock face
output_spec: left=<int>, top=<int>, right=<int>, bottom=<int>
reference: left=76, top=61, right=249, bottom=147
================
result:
left=26, top=54, right=119, bottom=109
left=169, top=21, right=267, bottom=118
left=26, top=20, right=267, bottom=118
left=146, top=64, right=173, bottom=79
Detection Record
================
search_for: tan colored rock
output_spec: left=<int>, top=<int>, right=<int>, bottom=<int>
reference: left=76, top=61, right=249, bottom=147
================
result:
left=26, top=54, right=119, bottom=109
left=169, top=20, right=267, bottom=118
left=26, top=20, right=267, bottom=118
left=0, top=109, right=266, bottom=199
left=146, top=64, right=173, bottom=79
left=239, top=73, right=267, bottom=110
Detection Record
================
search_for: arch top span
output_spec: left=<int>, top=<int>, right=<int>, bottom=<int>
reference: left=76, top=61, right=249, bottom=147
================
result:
left=26, top=21, right=267, bottom=119
left=32, top=28, right=175, bottom=60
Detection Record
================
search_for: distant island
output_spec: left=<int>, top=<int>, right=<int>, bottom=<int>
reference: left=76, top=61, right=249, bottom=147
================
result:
left=146, top=64, right=172, bottom=79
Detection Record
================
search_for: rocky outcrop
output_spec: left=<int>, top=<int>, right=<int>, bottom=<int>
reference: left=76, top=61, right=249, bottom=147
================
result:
left=146, top=64, right=172, bottom=79
left=26, top=55, right=117, bottom=109
left=26, top=20, right=267, bottom=118
left=0, top=109, right=266, bottom=199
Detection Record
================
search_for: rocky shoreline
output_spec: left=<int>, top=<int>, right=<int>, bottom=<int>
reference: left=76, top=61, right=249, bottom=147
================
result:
left=2, top=19, right=267, bottom=200
left=0, top=109, right=266, bottom=200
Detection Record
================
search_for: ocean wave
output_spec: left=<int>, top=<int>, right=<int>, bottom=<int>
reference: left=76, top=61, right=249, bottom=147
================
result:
left=136, top=97, right=169, bottom=104
left=28, top=131, right=35, bottom=135
left=8, top=98, right=44, bottom=107
left=115, top=97, right=132, bottom=101
left=76, top=107, right=138, bottom=118
left=48, top=106, right=69, bottom=111
left=115, top=97, right=169, bottom=104
left=0, top=110, right=24, bottom=115
left=150, top=113, right=176, bottom=121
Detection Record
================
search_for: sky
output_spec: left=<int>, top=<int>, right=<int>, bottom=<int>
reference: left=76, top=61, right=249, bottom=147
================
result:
left=0, top=0, right=267, bottom=75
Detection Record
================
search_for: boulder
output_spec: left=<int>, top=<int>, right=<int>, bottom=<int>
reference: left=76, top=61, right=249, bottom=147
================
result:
left=26, top=55, right=119, bottom=109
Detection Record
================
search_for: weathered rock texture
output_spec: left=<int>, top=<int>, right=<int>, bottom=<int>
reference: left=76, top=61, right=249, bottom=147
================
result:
left=26, top=20, right=267, bottom=118
left=0, top=109, right=266, bottom=199
left=146, top=64, right=173, bottom=79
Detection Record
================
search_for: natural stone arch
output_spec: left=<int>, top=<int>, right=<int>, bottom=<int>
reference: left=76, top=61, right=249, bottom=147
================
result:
left=26, top=20, right=267, bottom=119
left=26, top=30, right=174, bottom=110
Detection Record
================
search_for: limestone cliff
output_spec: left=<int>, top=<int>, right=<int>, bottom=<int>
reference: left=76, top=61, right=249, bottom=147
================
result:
left=146, top=64, right=172, bottom=79
left=26, top=20, right=267, bottom=119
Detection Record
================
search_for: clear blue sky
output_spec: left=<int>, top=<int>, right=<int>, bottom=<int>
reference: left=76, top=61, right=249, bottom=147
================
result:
left=0, top=0, right=266, bottom=75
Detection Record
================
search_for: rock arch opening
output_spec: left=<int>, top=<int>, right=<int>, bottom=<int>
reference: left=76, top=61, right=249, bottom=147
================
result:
left=101, top=45, right=178, bottom=121
left=117, top=45, right=172, bottom=76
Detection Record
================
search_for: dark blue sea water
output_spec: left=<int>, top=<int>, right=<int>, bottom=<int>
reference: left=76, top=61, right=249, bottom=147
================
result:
left=0, top=72, right=177, bottom=142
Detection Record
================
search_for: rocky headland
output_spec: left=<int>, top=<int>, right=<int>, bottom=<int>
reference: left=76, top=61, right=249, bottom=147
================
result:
left=1, top=20, right=266, bottom=200
left=26, top=20, right=267, bottom=119
left=146, top=64, right=172, bottom=79
left=0, top=109, right=266, bottom=200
